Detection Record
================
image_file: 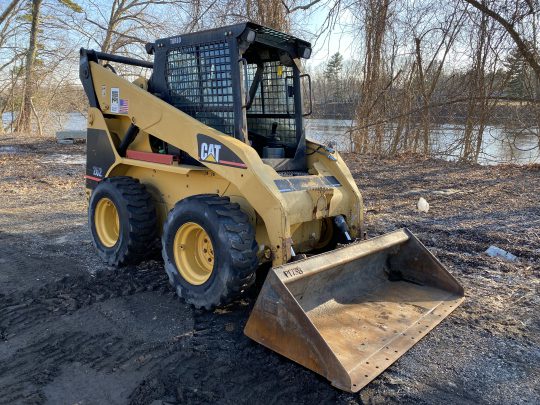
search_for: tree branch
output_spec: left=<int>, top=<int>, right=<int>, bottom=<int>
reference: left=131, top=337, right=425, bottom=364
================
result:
left=0, top=0, right=20, bottom=25
left=84, top=16, right=146, bottom=45
left=282, top=0, right=324, bottom=14
left=464, top=0, right=540, bottom=79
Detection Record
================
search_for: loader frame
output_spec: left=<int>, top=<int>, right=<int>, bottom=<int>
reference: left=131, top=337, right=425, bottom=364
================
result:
left=80, top=43, right=363, bottom=266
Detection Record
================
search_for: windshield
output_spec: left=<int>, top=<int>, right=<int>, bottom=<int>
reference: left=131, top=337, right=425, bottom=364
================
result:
left=245, top=61, right=298, bottom=153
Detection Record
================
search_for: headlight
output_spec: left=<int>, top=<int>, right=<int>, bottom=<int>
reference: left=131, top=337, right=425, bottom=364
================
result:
left=246, top=29, right=256, bottom=43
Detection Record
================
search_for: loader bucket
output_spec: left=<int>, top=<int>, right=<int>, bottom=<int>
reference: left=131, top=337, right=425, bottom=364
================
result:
left=245, top=229, right=464, bottom=392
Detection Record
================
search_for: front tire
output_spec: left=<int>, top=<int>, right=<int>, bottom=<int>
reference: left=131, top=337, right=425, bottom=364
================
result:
left=89, top=176, right=157, bottom=266
left=162, top=195, right=258, bottom=310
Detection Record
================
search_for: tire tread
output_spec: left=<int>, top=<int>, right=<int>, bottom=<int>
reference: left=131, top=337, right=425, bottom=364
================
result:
left=91, top=176, right=157, bottom=266
left=162, top=194, right=258, bottom=310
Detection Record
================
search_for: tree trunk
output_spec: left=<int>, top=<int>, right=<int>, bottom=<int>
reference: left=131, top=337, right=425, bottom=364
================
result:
left=246, top=0, right=289, bottom=31
left=29, top=97, right=42, bottom=137
left=354, top=0, right=390, bottom=154
left=414, top=37, right=431, bottom=156
left=101, top=0, right=120, bottom=53
left=16, top=0, right=42, bottom=133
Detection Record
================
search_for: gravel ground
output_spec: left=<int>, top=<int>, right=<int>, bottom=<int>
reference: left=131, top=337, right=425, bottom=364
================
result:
left=0, top=137, right=538, bottom=405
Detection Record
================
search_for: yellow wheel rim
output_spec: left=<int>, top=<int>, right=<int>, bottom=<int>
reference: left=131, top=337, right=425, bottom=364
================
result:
left=95, top=197, right=120, bottom=248
left=173, top=222, right=214, bottom=285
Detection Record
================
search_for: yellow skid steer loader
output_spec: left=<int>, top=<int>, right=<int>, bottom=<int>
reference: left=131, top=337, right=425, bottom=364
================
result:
left=79, top=22, right=464, bottom=392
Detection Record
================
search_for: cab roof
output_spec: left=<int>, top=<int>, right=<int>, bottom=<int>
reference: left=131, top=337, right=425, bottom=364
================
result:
left=147, top=22, right=312, bottom=60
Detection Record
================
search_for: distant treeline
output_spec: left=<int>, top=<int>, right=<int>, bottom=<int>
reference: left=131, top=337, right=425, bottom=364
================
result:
left=312, top=99, right=540, bottom=127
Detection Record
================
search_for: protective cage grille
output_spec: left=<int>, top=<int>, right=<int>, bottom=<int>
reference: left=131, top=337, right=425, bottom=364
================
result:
left=247, top=62, right=296, bottom=146
left=166, top=41, right=235, bottom=135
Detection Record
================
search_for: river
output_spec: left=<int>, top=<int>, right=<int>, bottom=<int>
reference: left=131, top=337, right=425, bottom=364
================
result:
left=3, top=113, right=539, bottom=165
left=305, top=119, right=540, bottom=165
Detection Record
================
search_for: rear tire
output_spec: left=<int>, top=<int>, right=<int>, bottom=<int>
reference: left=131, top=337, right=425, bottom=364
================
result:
left=162, top=195, right=258, bottom=310
left=312, top=217, right=338, bottom=253
left=89, top=176, right=157, bottom=266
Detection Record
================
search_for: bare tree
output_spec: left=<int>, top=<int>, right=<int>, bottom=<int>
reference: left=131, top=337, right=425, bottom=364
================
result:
left=15, top=0, right=82, bottom=133
left=0, top=0, right=25, bottom=133
left=464, top=0, right=540, bottom=79
left=411, top=3, right=465, bottom=155
left=45, top=0, right=198, bottom=63
left=15, top=0, right=42, bottom=133
left=461, top=5, right=509, bottom=162
left=246, top=0, right=289, bottom=30
left=354, top=0, right=391, bottom=154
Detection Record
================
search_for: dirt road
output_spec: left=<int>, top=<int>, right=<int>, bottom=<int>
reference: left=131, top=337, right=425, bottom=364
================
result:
left=0, top=138, right=539, bottom=404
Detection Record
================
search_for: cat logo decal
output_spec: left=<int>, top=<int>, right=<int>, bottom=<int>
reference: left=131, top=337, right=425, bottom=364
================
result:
left=197, top=134, right=247, bottom=169
left=200, top=143, right=221, bottom=163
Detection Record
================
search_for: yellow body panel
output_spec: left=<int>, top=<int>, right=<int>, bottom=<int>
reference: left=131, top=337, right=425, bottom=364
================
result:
left=86, top=62, right=363, bottom=265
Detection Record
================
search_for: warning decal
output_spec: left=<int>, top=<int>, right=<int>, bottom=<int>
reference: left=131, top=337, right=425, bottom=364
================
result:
left=110, top=87, right=120, bottom=113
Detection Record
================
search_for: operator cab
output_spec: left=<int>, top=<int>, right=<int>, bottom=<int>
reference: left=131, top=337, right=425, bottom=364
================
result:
left=146, top=22, right=312, bottom=172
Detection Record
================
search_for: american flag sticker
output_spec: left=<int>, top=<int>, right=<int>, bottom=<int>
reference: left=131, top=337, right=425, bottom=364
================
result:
left=119, top=99, right=129, bottom=114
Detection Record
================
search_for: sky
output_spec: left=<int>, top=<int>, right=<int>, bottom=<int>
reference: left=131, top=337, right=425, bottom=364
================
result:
left=290, top=2, right=357, bottom=67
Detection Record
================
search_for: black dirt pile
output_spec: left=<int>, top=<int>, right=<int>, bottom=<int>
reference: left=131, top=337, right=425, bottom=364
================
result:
left=0, top=138, right=538, bottom=405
